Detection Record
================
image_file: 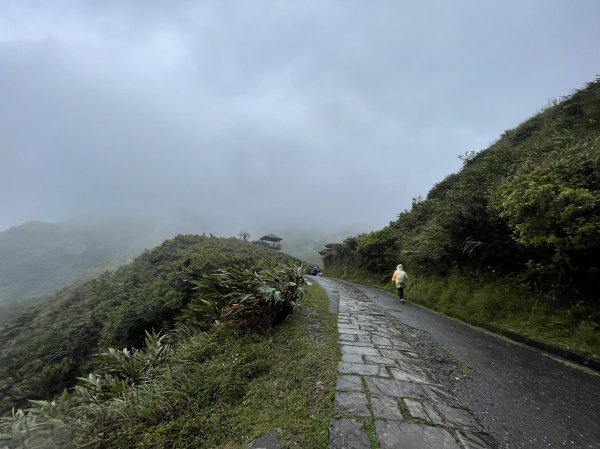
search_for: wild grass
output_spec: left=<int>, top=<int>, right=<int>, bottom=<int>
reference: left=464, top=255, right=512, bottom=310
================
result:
left=0, top=284, right=339, bottom=449
left=327, top=268, right=600, bottom=360
left=87, top=283, right=339, bottom=449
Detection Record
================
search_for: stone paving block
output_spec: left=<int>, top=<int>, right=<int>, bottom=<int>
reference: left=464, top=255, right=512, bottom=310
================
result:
left=420, top=401, right=445, bottom=425
left=421, top=385, right=463, bottom=408
left=337, top=375, right=364, bottom=392
left=395, top=358, right=432, bottom=373
left=342, top=345, right=380, bottom=356
left=403, top=398, right=429, bottom=420
left=335, top=391, right=371, bottom=417
left=373, top=327, right=402, bottom=335
left=396, top=350, right=420, bottom=359
left=346, top=329, right=370, bottom=336
left=339, top=362, right=389, bottom=377
left=435, top=404, right=480, bottom=428
left=379, top=348, right=411, bottom=359
left=365, top=377, right=426, bottom=399
left=370, top=395, right=404, bottom=420
left=342, top=353, right=364, bottom=363
left=372, top=336, right=392, bottom=347
left=330, top=419, right=371, bottom=449
left=455, top=430, right=497, bottom=449
left=375, top=421, right=461, bottom=449
left=331, top=279, right=498, bottom=449
left=340, top=333, right=357, bottom=342
left=389, top=368, right=438, bottom=385
left=343, top=341, right=378, bottom=348
left=392, top=341, right=414, bottom=351
left=356, top=334, right=372, bottom=343
left=363, top=355, right=396, bottom=366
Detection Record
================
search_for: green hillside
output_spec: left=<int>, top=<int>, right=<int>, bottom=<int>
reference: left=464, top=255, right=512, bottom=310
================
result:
left=324, top=78, right=600, bottom=358
left=0, top=235, right=338, bottom=448
left=0, top=235, right=296, bottom=412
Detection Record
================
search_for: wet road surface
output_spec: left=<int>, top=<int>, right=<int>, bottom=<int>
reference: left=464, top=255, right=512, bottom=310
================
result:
left=323, top=279, right=600, bottom=449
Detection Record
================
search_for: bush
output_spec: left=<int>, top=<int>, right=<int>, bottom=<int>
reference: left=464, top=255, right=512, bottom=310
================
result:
left=181, top=261, right=306, bottom=330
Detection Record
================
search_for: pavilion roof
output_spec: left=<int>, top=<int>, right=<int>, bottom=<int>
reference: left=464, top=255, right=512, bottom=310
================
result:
left=259, top=234, right=282, bottom=242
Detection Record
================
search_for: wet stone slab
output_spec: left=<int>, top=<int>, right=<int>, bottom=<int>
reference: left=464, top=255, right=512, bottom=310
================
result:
left=366, top=376, right=427, bottom=399
left=328, top=280, right=497, bottom=449
left=392, top=341, right=414, bottom=351
left=356, top=334, right=372, bottom=343
left=422, top=385, right=464, bottom=408
left=330, top=419, right=371, bottom=449
left=342, top=345, right=381, bottom=356
left=342, top=353, right=364, bottom=363
left=344, top=329, right=370, bottom=336
left=389, top=368, right=438, bottom=385
left=375, top=421, right=462, bottom=449
left=334, top=391, right=371, bottom=417
left=435, top=404, right=480, bottom=428
left=403, top=398, right=429, bottom=421
left=455, top=430, right=497, bottom=449
left=336, top=375, right=363, bottom=392
left=378, top=348, right=414, bottom=359
left=394, top=358, right=433, bottom=373
left=372, top=336, right=393, bottom=347
left=343, top=340, right=378, bottom=348
left=363, top=355, right=396, bottom=366
left=370, top=395, right=404, bottom=420
left=340, top=333, right=358, bottom=342
left=339, top=362, right=389, bottom=377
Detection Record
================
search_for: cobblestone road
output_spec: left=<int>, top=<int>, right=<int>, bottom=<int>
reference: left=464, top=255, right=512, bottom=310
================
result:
left=324, top=279, right=498, bottom=449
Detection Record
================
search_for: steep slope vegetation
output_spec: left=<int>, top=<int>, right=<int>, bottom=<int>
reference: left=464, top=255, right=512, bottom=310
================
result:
left=0, top=235, right=296, bottom=413
left=324, top=78, right=600, bottom=357
left=0, top=235, right=338, bottom=449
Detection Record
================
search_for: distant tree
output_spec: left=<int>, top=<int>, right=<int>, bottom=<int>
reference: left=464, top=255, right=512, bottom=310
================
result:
left=239, top=231, right=250, bottom=242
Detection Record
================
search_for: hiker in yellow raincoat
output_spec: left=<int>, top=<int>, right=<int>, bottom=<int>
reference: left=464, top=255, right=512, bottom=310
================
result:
left=391, top=264, right=408, bottom=303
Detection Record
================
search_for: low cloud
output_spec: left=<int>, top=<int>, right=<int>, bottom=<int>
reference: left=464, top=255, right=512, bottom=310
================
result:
left=1, top=0, right=599, bottom=234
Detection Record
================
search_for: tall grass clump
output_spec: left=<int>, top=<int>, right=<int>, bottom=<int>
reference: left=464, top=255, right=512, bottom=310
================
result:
left=0, top=258, right=324, bottom=449
left=181, top=261, right=305, bottom=330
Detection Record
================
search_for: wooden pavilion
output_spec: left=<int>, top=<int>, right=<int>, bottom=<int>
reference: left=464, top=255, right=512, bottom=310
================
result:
left=257, top=234, right=282, bottom=250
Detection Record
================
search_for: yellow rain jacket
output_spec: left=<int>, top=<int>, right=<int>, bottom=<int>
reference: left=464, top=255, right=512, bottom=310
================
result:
left=392, top=267, right=407, bottom=287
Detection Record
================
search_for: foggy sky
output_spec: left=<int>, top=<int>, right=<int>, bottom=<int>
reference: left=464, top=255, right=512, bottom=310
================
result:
left=1, top=0, right=599, bottom=236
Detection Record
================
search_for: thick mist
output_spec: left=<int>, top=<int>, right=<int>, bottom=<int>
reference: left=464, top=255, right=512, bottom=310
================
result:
left=1, top=1, right=600, bottom=235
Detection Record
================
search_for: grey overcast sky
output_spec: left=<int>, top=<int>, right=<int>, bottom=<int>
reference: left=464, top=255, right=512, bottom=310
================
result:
left=1, top=0, right=599, bottom=235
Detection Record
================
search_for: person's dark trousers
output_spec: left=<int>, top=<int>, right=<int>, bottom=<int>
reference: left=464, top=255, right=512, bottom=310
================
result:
left=397, top=287, right=404, bottom=300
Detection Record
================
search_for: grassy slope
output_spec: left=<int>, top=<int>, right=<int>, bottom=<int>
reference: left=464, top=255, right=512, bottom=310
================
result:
left=0, top=236, right=295, bottom=413
left=328, top=268, right=600, bottom=361
left=323, top=79, right=600, bottom=361
left=77, top=284, right=340, bottom=449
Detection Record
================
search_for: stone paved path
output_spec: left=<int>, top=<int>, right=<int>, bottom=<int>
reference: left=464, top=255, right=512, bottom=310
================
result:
left=327, top=280, right=498, bottom=449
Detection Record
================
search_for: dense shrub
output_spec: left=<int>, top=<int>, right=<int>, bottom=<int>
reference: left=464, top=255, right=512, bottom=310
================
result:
left=181, top=261, right=305, bottom=330
left=0, top=236, right=295, bottom=414
left=325, top=78, right=600, bottom=309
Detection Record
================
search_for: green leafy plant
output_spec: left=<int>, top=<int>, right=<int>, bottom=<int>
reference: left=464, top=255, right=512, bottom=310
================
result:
left=182, top=261, right=306, bottom=329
